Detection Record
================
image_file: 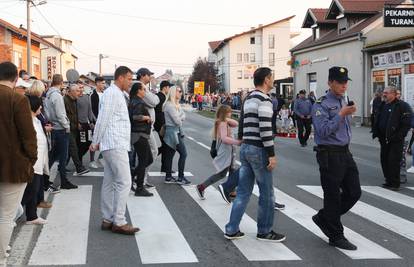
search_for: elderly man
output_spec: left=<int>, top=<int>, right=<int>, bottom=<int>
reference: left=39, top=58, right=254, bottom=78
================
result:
left=64, top=84, right=90, bottom=176
left=372, top=86, right=412, bottom=191
left=0, top=62, right=37, bottom=267
left=91, top=66, right=139, bottom=235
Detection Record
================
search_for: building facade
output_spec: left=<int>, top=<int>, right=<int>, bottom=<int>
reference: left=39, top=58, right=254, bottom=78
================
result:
left=209, top=16, right=296, bottom=93
left=291, top=0, right=414, bottom=124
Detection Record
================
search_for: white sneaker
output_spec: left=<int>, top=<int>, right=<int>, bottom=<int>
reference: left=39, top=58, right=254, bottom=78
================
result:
left=407, top=167, right=414, bottom=173
left=89, top=161, right=99, bottom=169
left=26, top=217, right=47, bottom=225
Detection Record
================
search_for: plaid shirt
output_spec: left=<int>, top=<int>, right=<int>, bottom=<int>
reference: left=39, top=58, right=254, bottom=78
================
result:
left=92, top=84, right=131, bottom=152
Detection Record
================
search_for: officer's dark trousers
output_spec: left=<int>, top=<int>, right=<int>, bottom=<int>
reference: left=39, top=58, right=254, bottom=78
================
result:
left=316, top=146, right=361, bottom=241
left=379, top=139, right=403, bottom=187
left=297, top=118, right=312, bottom=145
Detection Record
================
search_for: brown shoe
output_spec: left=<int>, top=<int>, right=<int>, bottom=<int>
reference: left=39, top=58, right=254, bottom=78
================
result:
left=111, top=224, right=140, bottom=235
left=101, top=220, right=113, bottom=231
left=37, top=202, right=52, bottom=209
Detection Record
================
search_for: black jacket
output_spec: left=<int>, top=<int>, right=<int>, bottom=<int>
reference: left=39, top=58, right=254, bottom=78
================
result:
left=91, top=90, right=100, bottom=119
left=154, top=92, right=166, bottom=132
left=129, top=97, right=151, bottom=135
left=373, top=99, right=412, bottom=143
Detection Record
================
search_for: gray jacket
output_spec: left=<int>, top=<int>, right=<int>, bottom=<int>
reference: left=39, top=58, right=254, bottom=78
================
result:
left=44, top=87, right=70, bottom=131
left=143, top=88, right=159, bottom=128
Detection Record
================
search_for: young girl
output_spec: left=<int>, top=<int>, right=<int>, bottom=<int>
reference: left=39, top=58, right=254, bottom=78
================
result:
left=21, top=95, right=48, bottom=225
left=280, top=105, right=291, bottom=132
left=196, top=105, right=242, bottom=202
left=163, top=86, right=190, bottom=185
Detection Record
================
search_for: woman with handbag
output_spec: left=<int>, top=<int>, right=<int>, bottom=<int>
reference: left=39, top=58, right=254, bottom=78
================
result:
left=163, top=87, right=191, bottom=185
left=196, top=105, right=242, bottom=203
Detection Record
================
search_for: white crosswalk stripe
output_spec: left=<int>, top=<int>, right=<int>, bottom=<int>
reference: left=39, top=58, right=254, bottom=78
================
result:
left=80, top=171, right=194, bottom=177
left=182, top=185, right=301, bottom=261
left=252, top=186, right=400, bottom=259
left=298, top=185, right=414, bottom=242
left=362, top=186, right=414, bottom=209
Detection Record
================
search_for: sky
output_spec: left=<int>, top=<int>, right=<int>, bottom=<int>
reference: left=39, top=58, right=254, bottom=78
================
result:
left=0, top=0, right=332, bottom=77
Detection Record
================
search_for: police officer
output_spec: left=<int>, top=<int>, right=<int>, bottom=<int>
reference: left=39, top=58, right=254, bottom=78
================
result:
left=311, top=67, right=361, bottom=250
left=294, top=89, right=313, bottom=147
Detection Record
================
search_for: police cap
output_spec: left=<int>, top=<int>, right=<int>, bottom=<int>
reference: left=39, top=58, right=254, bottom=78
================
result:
left=328, top=67, right=352, bottom=83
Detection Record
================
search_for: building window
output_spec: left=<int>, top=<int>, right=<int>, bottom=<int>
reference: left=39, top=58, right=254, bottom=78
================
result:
left=237, top=70, right=242, bottom=79
left=250, top=53, right=255, bottom=62
left=308, top=73, right=317, bottom=92
left=312, top=27, right=320, bottom=40
left=244, top=72, right=250, bottom=79
left=269, top=53, right=275, bottom=67
left=237, top=53, right=242, bottom=63
left=244, top=53, right=249, bottom=62
left=13, top=51, right=22, bottom=69
left=269, top=34, right=275, bottom=49
left=250, top=37, right=255, bottom=44
left=32, top=57, right=40, bottom=74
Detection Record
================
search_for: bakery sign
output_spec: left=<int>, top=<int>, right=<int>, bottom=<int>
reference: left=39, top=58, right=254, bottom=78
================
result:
left=47, top=56, right=57, bottom=80
left=384, top=7, right=414, bottom=27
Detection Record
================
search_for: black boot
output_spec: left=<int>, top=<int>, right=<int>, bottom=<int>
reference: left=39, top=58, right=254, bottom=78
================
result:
left=134, top=187, right=153, bottom=197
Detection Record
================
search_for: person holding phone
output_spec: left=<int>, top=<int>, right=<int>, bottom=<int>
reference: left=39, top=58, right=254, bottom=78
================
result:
left=311, top=67, right=361, bottom=251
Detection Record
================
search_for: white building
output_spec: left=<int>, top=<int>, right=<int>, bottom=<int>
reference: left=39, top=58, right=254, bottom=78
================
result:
left=208, top=15, right=297, bottom=93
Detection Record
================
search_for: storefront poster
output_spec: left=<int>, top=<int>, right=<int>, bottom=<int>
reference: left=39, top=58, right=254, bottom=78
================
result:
left=372, top=49, right=413, bottom=68
left=404, top=74, right=414, bottom=108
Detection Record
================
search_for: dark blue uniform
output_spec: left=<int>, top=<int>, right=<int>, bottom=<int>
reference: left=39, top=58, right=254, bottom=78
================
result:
left=294, top=97, right=313, bottom=146
left=311, top=90, right=361, bottom=245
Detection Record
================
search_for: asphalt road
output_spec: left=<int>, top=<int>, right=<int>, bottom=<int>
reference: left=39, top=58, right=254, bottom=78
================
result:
left=8, top=110, right=414, bottom=267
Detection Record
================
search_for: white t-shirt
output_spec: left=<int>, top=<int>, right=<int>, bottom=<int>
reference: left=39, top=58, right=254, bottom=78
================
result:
left=33, top=117, right=49, bottom=175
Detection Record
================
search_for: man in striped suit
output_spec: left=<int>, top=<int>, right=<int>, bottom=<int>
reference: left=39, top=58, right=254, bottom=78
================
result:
left=225, top=67, right=286, bottom=242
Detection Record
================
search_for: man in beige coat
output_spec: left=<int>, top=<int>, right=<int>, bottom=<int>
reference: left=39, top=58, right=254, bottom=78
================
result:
left=0, top=62, right=37, bottom=267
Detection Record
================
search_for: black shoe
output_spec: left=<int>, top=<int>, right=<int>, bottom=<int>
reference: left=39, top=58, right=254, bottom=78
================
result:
left=329, top=238, right=357, bottom=250
left=61, top=182, right=78, bottom=190
left=177, top=177, right=191, bottom=186
left=389, top=186, right=401, bottom=191
left=164, top=177, right=177, bottom=184
left=134, top=188, right=154, bottom=197
left=218, top=184, right=231, bottom=204
left=312, top=214, right=332, bottom=238
left=74, top=168, right=90, bottom=176
left=224, top=231, right=245, bottom=240
left=256, top=230, right=286, bottom=242
left=274, top=202, right=285, bottom=210
left=144, top=182, right=156, bottom=189
left=46, top=185, right=61, bottom=194
left=400, top=178, right=407, bottom=184
left=382, top=183, right=392, bottom=188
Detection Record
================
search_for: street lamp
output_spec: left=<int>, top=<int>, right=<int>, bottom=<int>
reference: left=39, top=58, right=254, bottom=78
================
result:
left=99, top=54, right=108, bottom=76
left=26, top=0, right=47, bottom=75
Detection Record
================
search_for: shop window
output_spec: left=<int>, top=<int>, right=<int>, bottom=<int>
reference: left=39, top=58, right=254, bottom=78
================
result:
left=308, top=73, right=317, bottom=92
left=372, top=70, right=385, bottom=94
left=388, top=68, right=402, bottom=90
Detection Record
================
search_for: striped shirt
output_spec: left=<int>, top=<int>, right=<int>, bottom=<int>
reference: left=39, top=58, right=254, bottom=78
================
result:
left=239, top=90, right=275, bottom=157
left=92, top=84, right=131, bottom=152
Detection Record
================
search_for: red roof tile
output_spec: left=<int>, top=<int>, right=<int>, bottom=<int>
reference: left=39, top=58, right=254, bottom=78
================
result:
left=208, top=41, right=222, bottom=51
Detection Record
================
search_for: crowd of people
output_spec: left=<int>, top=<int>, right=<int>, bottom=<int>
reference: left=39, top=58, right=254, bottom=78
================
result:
left=1, top=60, right=413, bottom=265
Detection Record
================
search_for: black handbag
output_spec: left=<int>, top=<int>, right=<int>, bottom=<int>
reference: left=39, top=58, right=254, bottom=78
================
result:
left=210, top=140, right=217, bottom=158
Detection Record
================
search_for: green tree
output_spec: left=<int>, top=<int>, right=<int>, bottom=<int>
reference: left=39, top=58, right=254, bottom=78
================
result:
left=187, top=57, right=218, bottom=94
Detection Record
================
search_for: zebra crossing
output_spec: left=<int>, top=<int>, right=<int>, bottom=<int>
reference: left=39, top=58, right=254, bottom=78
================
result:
left=19, top=171, right=414, bottom=266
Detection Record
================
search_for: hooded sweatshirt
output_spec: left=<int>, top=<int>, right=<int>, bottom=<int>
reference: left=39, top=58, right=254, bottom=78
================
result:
left=44, top=87, right=70, bottom=132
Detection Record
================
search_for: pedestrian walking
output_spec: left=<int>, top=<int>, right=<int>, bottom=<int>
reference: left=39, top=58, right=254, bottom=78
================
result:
left=89, top=76, right=106, bottom=168
left=197, top=94, right=203, bottom=111
left=44, top=74, right=78, bottom=190
left=21, top=95, right=48, bottom=225
left=155, top=80, right=173, bottom=173
left=224, top=67, right=285, bottom=242
left=372, top=86, right=412, bottom=191
left=196, top=105, right=241, bottom=202
left=280, top=105, right=291, bottom=133
left=64, top=84, right=89, bottom=176
left=163, top=86, right=191, bottom=185
left=311, top=66, right=361, bottom=250
left=295, top=90, right=313, bottom=147
left=90, top=66, right=140, bottom=235
left=137, top=68, right=159, bottom=189
left=0, top=62, right=37, bottom=267
left=129, top=82, right=153, bottom=197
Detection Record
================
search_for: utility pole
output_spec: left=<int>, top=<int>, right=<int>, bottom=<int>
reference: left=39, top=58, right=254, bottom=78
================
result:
left=26, top=0, right=31, bottom=75
left=99, top=54, right=108, bottom=76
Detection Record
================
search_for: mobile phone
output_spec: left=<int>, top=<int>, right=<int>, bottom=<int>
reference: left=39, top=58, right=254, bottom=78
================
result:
left=347, top=100, right=354, bottom=106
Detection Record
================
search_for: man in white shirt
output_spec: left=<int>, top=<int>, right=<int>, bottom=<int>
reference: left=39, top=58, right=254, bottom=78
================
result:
left=90, top=66, right=139, bottom=235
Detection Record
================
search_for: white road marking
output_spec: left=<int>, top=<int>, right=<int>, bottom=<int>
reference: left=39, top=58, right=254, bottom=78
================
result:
left=362, top=186, right=414, bottom=209
left=299, top=185, right=414, bottom=242
left=79, top=171, right=104, bottom=177
left=29, top=185, right=93, bottom=265
left=127, top=190, right=198, bottom=264
left=252, top=186, right=399, bottom=259
left=182, top=185, right=301, bottom=261
left=407, top=187, right=414, bottom=191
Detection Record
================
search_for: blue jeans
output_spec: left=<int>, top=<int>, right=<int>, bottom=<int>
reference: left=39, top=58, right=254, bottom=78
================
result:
left=225, top=144, right=275, bottom=235
left=221, top=167, right=239, bottom=193
left=49, top=130, right=69, bottom=184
